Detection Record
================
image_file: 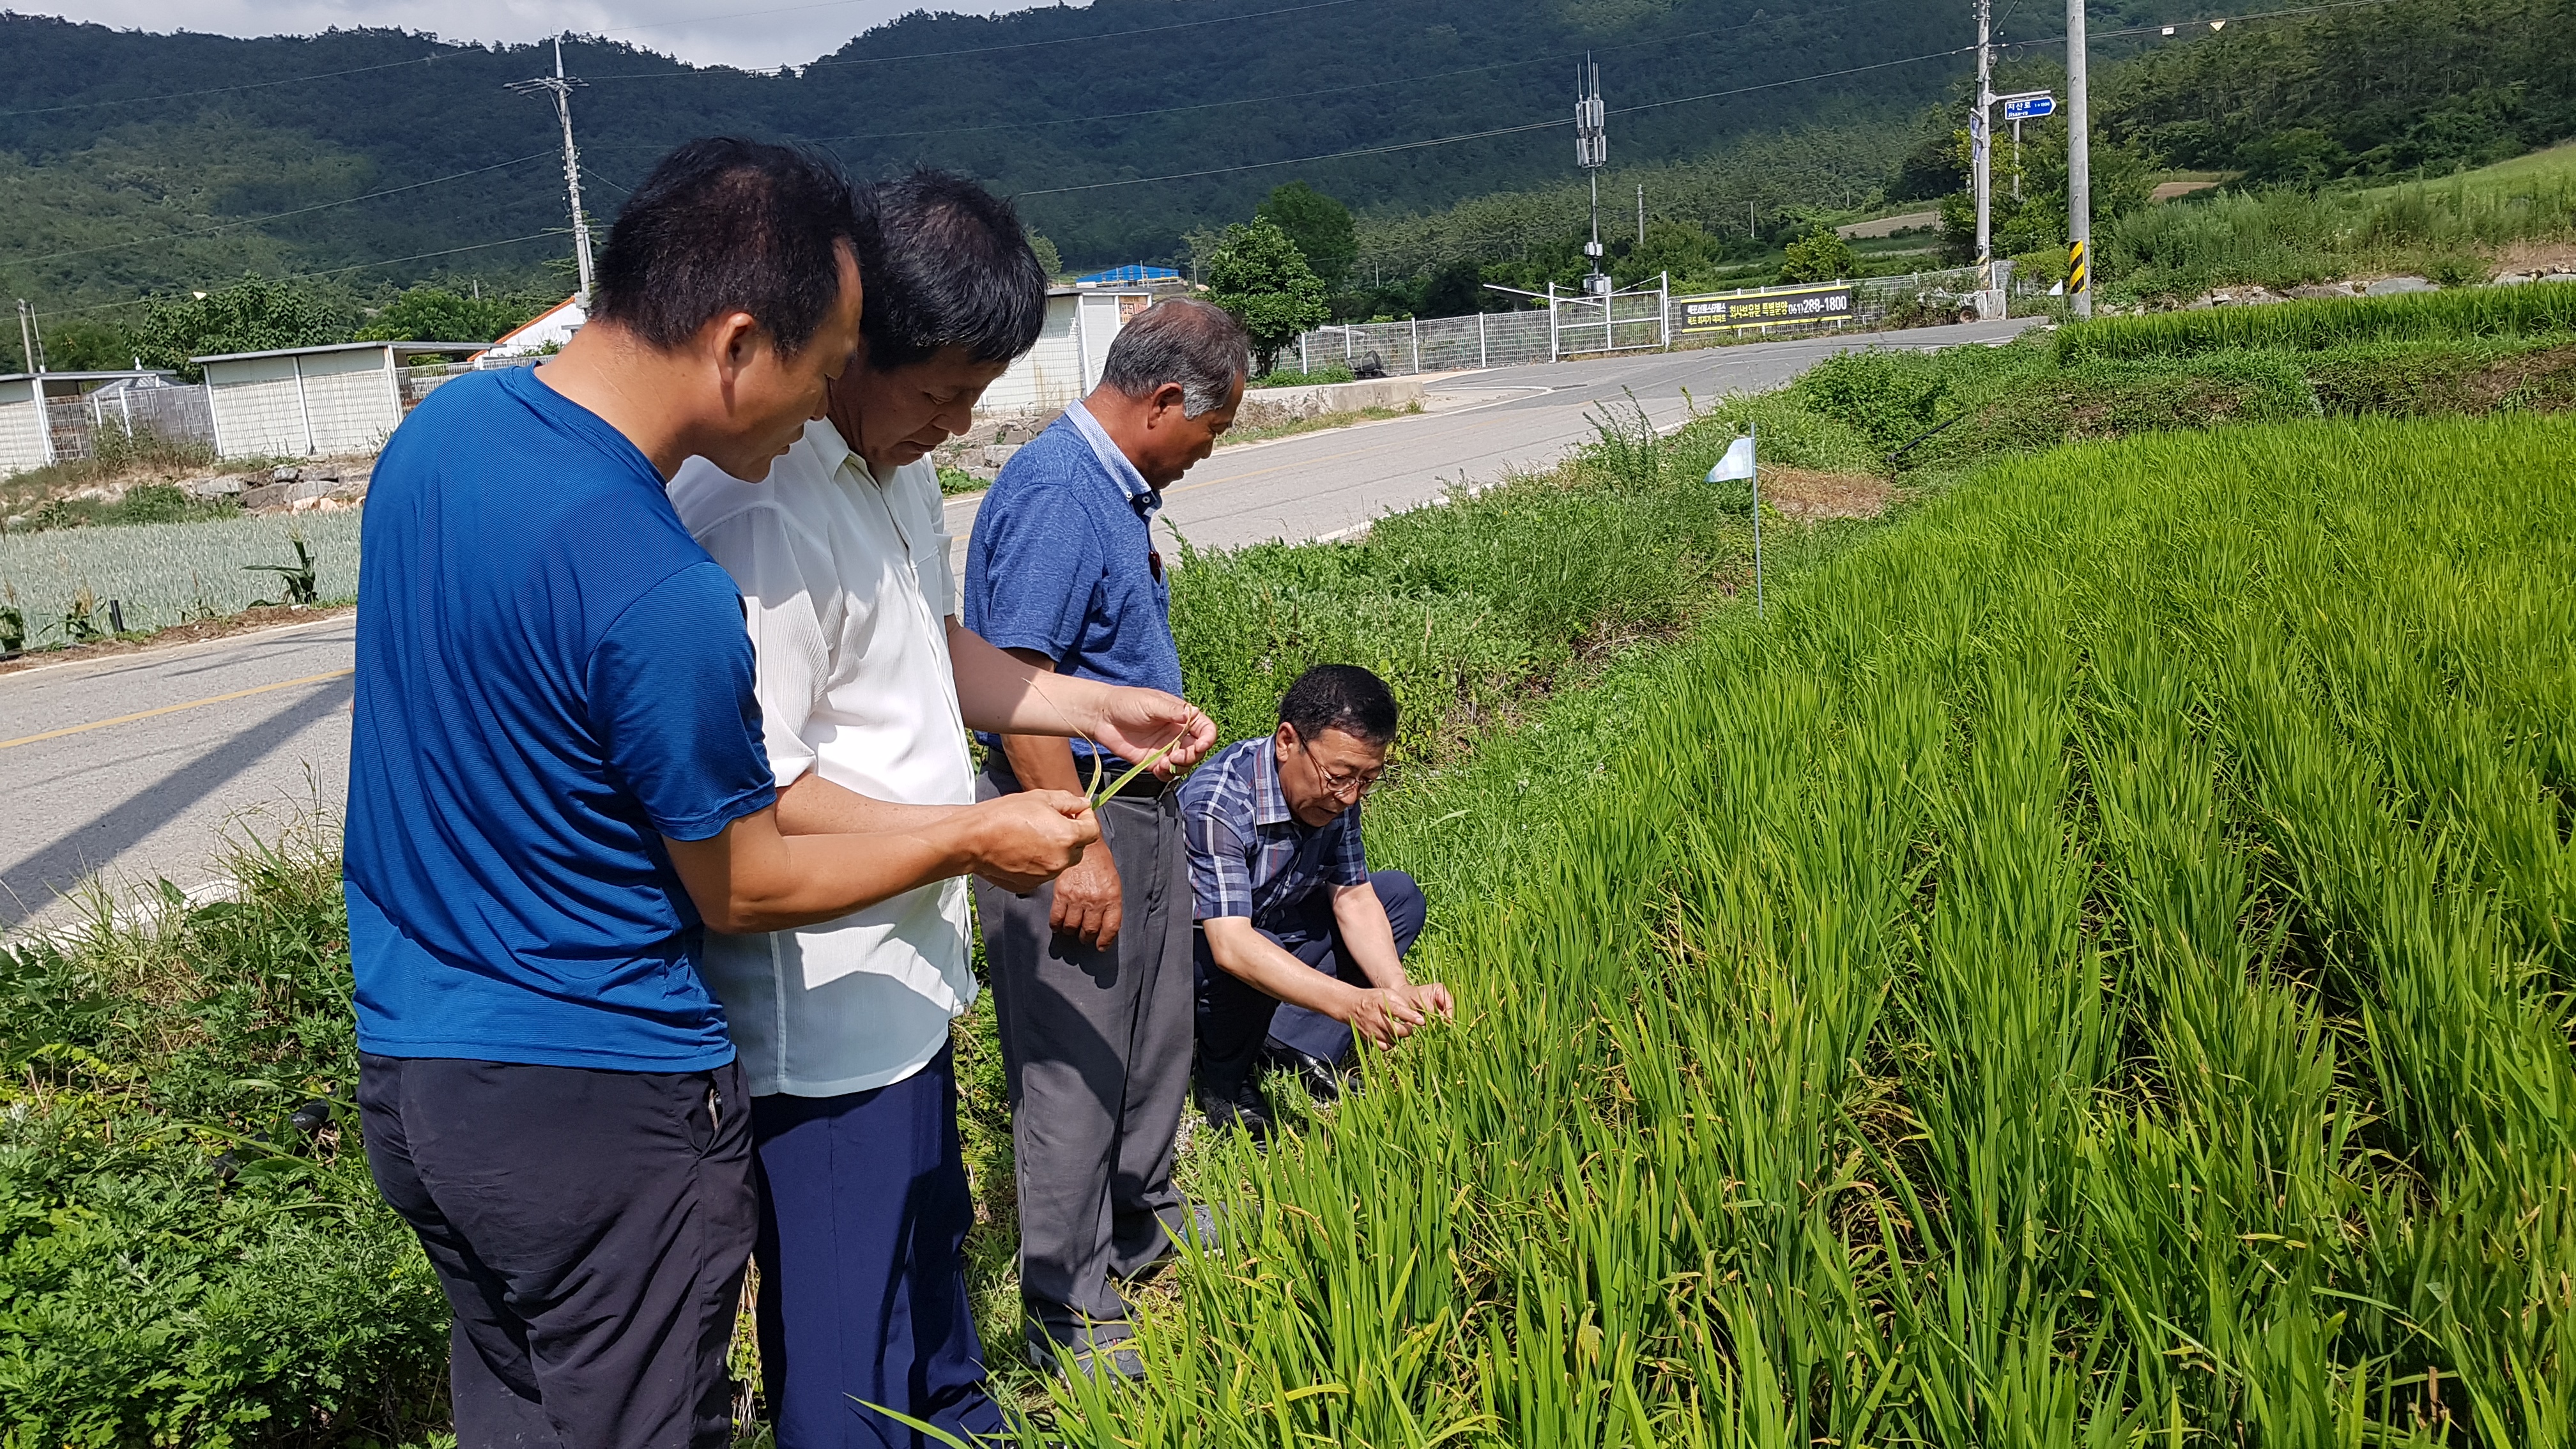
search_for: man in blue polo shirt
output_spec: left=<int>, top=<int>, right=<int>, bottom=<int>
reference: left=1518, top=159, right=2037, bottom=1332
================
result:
left=346, top=139, right=1101, bottom=1449
left=963, top=299, right=1246, bottom=1378
left=1179, top=664, right=1454, bottom=1141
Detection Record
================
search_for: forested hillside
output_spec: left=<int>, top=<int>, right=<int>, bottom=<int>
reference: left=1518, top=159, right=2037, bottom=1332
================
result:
left=3, top=0, right=2202, bottom=311
left=3, top=0, right=2567, bottom=334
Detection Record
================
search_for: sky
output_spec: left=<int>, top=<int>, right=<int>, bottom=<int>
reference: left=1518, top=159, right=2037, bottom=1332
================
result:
left=18, top=0, right=1038, bottom=72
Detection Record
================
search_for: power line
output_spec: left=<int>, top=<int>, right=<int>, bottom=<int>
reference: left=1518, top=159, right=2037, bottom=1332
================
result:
left=10, top=152, right=556, bottom=266
left=0, top=54, right=445, bottom=119
left=1018, top=118, right=1570, bottom=197
left=1016, top=45, right=1974, bottom=197
left=30, top=231, right=569, bottom=321
left=759, top=2, right=1871, bottom=148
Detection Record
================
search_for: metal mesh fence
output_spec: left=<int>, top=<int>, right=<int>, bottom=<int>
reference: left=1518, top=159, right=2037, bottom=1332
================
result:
left=399, top=354, right=540, bottom=408
left=1287, top=310, right=1556, bottom=378
left=1278, top=266, right=1996, bottom=378
left=38, top=383, right=216, bottom=464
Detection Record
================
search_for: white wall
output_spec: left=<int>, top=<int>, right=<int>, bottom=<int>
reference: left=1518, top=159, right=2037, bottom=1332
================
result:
left=0, top=379, right=47, bottom=475
left=206, top=348, right=402, bottom=459
left=975, top=290, right=1149, bottom=418
left=298, top=348, right=401, bottom=455
left=205, top=355, right=309, bottom=459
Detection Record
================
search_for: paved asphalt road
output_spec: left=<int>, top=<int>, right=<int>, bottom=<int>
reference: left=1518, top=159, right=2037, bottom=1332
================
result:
left=0, top=316, right=2034, bottom=931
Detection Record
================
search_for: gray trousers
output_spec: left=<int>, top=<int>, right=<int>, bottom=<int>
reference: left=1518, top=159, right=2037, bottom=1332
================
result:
left=972, top=761, right=1194, bottom=1349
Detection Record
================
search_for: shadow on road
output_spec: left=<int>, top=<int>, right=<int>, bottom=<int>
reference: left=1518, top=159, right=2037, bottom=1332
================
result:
left=3, top=675, right=353, bottom=929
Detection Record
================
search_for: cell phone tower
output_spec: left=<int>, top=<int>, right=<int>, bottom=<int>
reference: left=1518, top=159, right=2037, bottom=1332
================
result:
left=1574, top=56, right=1609, bottom=296
left=509, top=38, right=597, bottom=308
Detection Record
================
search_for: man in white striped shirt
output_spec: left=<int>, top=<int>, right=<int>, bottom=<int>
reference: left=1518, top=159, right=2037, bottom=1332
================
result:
left=668, top=171, right=1213, bottom=1446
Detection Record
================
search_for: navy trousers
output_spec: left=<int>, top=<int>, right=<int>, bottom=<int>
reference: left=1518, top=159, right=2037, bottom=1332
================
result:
left=749, top=1045, right=1002, bottom=1449
left=1193, top=869, right=1427, bottom=1100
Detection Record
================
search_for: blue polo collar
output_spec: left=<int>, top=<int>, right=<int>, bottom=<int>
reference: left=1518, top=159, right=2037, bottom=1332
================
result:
left=1065, top=400, right=1162, bottom=519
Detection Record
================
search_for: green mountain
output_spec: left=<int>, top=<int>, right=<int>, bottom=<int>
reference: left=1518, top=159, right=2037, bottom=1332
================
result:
left=0, top=0, right=2078, bottom=313
left=4, top=0, right=2563, bottom=331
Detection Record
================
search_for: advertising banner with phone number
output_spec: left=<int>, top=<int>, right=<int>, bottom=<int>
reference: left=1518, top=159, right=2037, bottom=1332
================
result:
left=1675, top=283, right=1856, bottom=332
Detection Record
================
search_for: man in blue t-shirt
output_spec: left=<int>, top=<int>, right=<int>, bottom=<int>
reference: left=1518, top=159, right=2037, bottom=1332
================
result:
left=962, top=300, right=1247, bottom=1379
left=347, top=139, right=1101, bottom=1449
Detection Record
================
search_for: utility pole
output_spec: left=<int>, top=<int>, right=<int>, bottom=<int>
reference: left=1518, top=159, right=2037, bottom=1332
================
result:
left=1574, top=56, right=1608, bottom=296
left=1637, top=183, right=1646, bottom=244
left=2066, top=0, right=2094, bottom=318
left=1972, top=0, right=1994, bottom=312
left=509, top=38, right=597, bottom=308
left=15, top=300, right=41, bottom=375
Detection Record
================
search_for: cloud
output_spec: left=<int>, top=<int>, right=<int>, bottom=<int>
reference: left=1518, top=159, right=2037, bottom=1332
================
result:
left=20, top=0, right=1037, bottom=72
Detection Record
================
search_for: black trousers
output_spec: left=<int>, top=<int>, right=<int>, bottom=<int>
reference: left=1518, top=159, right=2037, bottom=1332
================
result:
left=1193, top=869, right=1427, bottom=1101
left=358, top=1053, right=758, bottom=1449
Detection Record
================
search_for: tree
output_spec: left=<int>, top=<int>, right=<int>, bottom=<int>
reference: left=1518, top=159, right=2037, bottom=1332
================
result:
left=136, top=276, right=334, bottom=380
left=38, top=320, right=139, bottom=372
left=1778, top=226, right=1857, bottom=284
left=1025, top=229, right=1064, bottom=280
left=1613, top=219, right=1738, bottom=288
left=353, top=286, right=537, bottom=344
left=1256, top=181, right=1357, bottom=293
left=1205, top=217, right=1330, bottom=376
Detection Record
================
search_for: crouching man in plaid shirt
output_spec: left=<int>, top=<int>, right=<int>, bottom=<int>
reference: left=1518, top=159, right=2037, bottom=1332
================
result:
left=1177, top=664, right=1456, bottom=1140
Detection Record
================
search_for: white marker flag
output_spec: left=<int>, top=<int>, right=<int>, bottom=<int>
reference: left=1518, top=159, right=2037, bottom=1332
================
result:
left=1707, top=434, right=1756, bottom=483
left=1709, top=429, right=1765, bottom=617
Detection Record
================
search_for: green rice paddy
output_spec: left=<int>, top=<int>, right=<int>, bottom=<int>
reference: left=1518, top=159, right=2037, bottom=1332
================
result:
left=1042, top=410, right=2576, bottom=1446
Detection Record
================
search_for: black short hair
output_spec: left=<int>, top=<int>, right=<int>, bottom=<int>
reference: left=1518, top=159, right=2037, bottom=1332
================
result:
left=592, top=137, right=857, bottom=358
left=1278, top=664, right=1398, bottom=747
left=854, top=169, right=1048, bottom=372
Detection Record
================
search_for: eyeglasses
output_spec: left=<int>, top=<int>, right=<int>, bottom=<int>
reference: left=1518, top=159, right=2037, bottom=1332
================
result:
left=1310, top=758, right=1383, bottom=801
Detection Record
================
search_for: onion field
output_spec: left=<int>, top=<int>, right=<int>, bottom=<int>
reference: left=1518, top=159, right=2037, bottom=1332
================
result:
left=1048, top=411, right=2576, bottom=1445
left=0, top=510, right=362, bottom=644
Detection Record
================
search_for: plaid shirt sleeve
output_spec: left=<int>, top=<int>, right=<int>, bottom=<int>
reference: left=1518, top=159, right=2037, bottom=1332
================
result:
left=1183, top=769, right=1259, bottom=921
left=1327, top=806, right=1370, bottom=887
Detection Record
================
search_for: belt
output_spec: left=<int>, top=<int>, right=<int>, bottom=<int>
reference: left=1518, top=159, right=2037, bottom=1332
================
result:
left=1091, top=763, right=1169, bottom=799
left=982, top=753, right=1169, bottom=799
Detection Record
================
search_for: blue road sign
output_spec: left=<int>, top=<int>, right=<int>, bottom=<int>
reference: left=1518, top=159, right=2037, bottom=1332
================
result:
left=2002, top=95, right=2057, bottom=121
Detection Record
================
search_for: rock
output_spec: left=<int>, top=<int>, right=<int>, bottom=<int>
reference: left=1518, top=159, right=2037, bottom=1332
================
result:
left=2364, top=275, right=2435, bottom=296
left=981, top=443, right=1021, bottom=470
left=179, top=476, right=244, bottom=499
left=270, top=466, right=302, bottom=484
left=312, top=467, right=342, bottom=484
left=3, top=515, right=24, bottom=531
left=65, top=484, right=125, bottom=503
left=2287, top=282, right=2363, bottom=300
left=240, top=477, right=345, bottom=511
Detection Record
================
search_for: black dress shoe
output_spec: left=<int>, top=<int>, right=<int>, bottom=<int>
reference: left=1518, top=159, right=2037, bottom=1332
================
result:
left=1263, top=1043, right=1345, bottom=1102
left=1198, top=1082, right=1275, bottom=1143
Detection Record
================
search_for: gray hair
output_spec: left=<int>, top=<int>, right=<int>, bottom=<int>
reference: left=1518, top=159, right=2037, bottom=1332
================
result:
left=1100, top=299, right=1250, bottom=417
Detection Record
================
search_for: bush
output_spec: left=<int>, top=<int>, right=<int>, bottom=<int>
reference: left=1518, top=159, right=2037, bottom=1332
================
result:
left=1777, top=226, right=1857, bottom=284
left=1249, top=365, right=1355, bottom=388
left=0, top=832, right=452, bottom=1446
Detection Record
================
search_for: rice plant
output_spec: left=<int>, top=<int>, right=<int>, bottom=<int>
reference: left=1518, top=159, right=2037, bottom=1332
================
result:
left=1034, top=411, right=2576, bottom=1446
left=2059, top=281, right=2576, bottom=364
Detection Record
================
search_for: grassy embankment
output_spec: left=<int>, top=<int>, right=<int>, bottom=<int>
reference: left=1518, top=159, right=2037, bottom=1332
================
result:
left=2087, top=141, right=2576, bottom=304
left=4, top=288, right=2571, bottom=1443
